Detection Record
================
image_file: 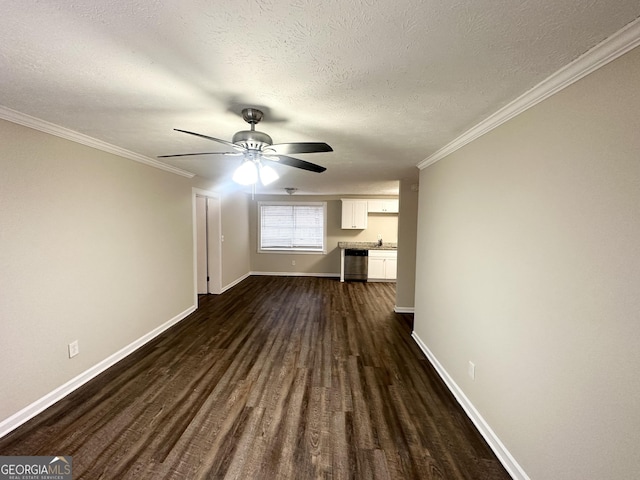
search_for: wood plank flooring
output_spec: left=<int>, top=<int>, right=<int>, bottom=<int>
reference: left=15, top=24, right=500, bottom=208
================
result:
left=0, top=276, right=511, bottom=479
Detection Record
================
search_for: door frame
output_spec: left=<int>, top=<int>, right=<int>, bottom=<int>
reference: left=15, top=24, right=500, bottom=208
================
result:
left=192, top=188, right=222, bottom=303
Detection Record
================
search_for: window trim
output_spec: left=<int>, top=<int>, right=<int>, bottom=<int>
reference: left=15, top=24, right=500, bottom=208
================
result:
left=257, top=201, right=327, bottom=254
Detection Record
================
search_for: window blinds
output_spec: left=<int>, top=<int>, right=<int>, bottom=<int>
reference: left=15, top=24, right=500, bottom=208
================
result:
left=260, top=204, right=324, bottom=251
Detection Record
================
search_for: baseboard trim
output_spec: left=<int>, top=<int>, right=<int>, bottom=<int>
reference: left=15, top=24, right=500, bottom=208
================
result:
left=411, top=332, right=530, bottom=480
left=394, top=306, right=415, bottom=314
left=220, top=272, right=251, bottom=293
left=250, top=271, right=340, bottom=278
left=0, top=304, right=196, bottom=439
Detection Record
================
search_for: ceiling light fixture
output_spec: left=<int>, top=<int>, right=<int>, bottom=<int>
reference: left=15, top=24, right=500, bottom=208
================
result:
left=232, top=157, right=279, bottom=186
left=232, top=158, right=258, bottom=185
left=259, top=163, right=279, bottom=186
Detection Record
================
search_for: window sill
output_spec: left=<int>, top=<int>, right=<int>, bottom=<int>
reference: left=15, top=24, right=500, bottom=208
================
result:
left=258, top=249, right=327, bottom=255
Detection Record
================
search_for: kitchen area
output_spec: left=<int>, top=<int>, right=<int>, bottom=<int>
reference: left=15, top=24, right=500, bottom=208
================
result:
left=338, top=198, right=398, bottom=282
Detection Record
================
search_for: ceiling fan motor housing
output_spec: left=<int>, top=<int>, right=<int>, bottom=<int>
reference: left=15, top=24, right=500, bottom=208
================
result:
left=232, top=129, right=273, bottom=150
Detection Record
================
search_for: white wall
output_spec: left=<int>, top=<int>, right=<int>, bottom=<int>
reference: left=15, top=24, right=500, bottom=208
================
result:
left=221, top=190, right=251, bottom=288
left=395, top=178, right=419, bottom=310
left=0, top=119, right=195, bottom=426
left=413, top=46, right=640, bottom=479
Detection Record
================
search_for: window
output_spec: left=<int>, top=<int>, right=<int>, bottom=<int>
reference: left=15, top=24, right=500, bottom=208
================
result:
left=258, top=202, right=326, bottom=253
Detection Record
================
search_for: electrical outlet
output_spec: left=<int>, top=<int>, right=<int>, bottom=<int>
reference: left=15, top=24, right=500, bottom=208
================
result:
left=468, top=361, right=475, bottom=380
left=68, top=340, right=79, bottom=358
left=291, top=260, right=296, bottom=266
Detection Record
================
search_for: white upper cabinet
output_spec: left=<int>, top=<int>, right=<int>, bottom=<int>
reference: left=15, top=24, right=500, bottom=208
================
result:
left=341, top=199, right=368, bottom=229
left=367, top=199, right=399, bottom=213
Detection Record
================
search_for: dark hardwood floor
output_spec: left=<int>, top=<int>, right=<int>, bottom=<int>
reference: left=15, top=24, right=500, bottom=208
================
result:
left=0, top=276, right=510, bottom=479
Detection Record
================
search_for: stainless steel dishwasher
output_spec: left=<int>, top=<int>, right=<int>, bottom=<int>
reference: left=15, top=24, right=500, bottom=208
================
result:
left=344, top=249, right=368, bottom=281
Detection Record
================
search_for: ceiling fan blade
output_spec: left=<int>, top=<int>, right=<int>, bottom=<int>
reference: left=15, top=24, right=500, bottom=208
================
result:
left=157, top=152, right=241, bottom=158
left=264, top=154, right=326, bottom=173
left=264, top=142, right=333, bottom=155
left=174, top=129, right=246, bottom=152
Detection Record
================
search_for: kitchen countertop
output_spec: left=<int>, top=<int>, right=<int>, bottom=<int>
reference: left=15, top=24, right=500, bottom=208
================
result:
left=338, top=241, right=397, bottom=250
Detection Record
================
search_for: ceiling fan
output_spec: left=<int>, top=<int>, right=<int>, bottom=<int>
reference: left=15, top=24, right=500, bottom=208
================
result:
left=158, top=108, right=331, bottom=185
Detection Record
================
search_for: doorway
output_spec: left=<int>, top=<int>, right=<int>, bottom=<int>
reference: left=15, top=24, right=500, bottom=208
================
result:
left=194, top=190, right=222, bottom=297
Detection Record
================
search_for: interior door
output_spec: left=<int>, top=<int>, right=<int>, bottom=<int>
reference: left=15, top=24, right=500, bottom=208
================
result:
left=196, top=195, right=208, bottom=294
left=206, top=195, right=221, bottom=294
left=195, top=193, right=222, bottom=296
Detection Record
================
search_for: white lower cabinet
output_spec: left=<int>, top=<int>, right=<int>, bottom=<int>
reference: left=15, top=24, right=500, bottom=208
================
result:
left=368, top=257, right=386, bottom=279
left=367, top=250, right=397, bottom=281
left=384, top=257, right=397, bottom=279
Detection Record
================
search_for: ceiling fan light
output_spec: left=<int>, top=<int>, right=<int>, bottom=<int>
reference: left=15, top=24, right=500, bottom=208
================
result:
left=232, top=160, right=258, bottom=185
left=259, top=164, right=279, bottom=186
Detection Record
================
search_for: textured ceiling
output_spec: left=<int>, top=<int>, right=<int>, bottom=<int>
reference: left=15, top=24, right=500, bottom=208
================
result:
left=1, top=1, right=639, bottom=195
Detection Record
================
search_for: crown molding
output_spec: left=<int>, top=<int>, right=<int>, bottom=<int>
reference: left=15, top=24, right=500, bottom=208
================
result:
left=0, top=106, right=195, bottom=178
left=418, top=17, right=640, bottom=170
